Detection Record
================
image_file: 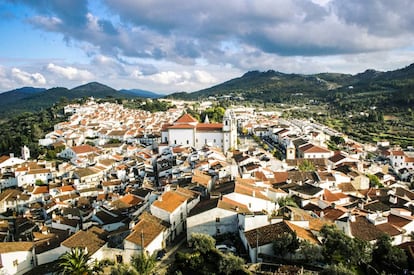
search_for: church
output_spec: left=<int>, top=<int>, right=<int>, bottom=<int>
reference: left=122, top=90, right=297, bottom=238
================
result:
left=161, top=109, right=237, bottom=152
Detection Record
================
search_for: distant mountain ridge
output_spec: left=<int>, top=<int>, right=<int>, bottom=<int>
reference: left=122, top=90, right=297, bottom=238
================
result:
left=119, top=89, right=161, bottom=98
left=0, top=82, right=160, bottom=118
left=168, top=63, right=414, bottom=102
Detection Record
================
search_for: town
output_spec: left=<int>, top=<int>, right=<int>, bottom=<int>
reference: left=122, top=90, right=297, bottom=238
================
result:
left=0, top=98, right=413, bottom=274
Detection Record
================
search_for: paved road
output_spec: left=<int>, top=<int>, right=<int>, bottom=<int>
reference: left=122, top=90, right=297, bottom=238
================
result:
left=154, top=234, right=187, bottom=275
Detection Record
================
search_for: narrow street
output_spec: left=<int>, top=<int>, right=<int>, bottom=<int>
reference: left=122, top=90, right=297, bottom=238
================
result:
left=154, top=233, right=187, bottom=275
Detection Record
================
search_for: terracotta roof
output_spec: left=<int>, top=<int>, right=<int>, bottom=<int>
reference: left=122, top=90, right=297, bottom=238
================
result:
left=322, top=208, right=346, bottom=221
left=167, top=124, right=196, bottom=129
left=191, top=170, right=211, bottom=187
left=323, top=189, right=349, bottom=203
left=350, top=216, right=383, bottom=241
left=27, top=168, right=51, bottom=175
left=0, top=155, right=10, bottom=164
left=299, top=143, right=331, bottom=154
left=152, top=191, right=187, bottom=213
left=390, top=150, right=405, bottom=156
left=125, top=212, right=167, bottom=247
left=273, top=172, right=288, bottom=184
left=0, top=242, right=33, bottom=253
left=329, top=153, right=347, bottom=163
left=119, top=194, right=143, bottom=206
left=32, top=185, right=49, bottom=195
left=376, top=222, right=402, bottom=237
left=244, top=221, right=318, bottom=248
left=61, top=230, right=106, bottom=255
left=234, top=181, right=270, bottom=201
left=175, top=113, right=198, bottom=123
left=60, top=185, right=76, bottom=192
left=285, top=221, right=319, bottom=244
left=196, top=123, right=223, bottom=131
left=71, top=144, right=98, bottom=155
left=387, top=214, right=414, bottom=228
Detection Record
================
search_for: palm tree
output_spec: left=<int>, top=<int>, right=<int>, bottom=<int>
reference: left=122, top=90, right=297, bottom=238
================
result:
left=131, top=253, right=156, bottom=275
left=58, top=247, right=92, bottom=275
left=110, top=263, right=139, bottom=275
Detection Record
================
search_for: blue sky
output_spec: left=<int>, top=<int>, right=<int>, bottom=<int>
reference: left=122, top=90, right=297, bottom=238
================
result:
left=0, top=0, right=413, bottom=94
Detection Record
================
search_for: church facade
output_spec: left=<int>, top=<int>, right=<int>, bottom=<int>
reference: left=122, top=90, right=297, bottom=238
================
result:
left=161, top=109, right=237, bottom=152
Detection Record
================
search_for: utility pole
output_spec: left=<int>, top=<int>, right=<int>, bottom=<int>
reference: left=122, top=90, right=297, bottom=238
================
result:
left=256, top=228, right=259, bottom=263
left=141, top=229, right=144, bottom=255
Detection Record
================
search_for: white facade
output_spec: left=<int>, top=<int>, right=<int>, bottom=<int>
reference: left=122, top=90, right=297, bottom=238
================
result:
left=169, top=129, right=195, bottom=147
left=124, top=230, right=165, bottom=256
left=224, top=193, right=276, bottom=214
left=162, top=110, right=237, bottom=152
left=0, top=249, right=34, bottom=275
left=187, top=207, right=238, bottom=240
left=150, top=198, right=188, bottom=242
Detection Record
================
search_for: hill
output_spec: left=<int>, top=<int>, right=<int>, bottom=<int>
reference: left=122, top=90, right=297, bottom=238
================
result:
left=0, top=87, right=46, bottom=107
left=0, top=82, right=137, bottom=118
left=119, top=88, right=161, bottom=98
left=168, top=63, right=414, bottom=106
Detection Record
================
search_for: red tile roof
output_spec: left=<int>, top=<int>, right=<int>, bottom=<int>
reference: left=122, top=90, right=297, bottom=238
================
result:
left=126, top=212, right=167, bottom=247
left=299, top=143, right=331, bottom=153
left=152, top=191, right=187, bottom=213
left=175, top=113, right=198, bottom=123
left=196, top=123, right=223, bottom=131
left=71, top=145, right=98, bottom=155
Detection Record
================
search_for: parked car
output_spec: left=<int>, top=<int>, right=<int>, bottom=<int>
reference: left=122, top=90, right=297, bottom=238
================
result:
left=215, top=244, right=236, bottom=254
left=156, top=249, right=166, bottom=260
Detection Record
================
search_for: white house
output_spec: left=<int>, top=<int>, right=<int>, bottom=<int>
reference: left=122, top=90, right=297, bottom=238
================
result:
left=186, top=198, right=247, bottom=240
left=297, top=143, right=333, bottom=159
left=388, top=150, right=414, bottom=169
left=150, top=190, right=188, bottom=243
left=0, top=242, right=35, bottom=275
left=124, top=212, right=168, bottom=256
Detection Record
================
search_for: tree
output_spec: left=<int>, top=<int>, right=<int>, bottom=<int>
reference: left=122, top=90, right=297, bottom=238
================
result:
left=320, top=225, right=371, bottom=270
left=130, top=253, right=156, bottom=275
left=273, top=231, right=300, bottom=257
left=110, top=263, right=139, bottom=275
left=320, top=263, right=355, bottom=275
left=218, top=253, right=247, bottom=275
left=190, top=232, right=216, bottom=254
left=371, top=234, right=407, bottom=273
left=58, top=247, right=92, bottom=275
left=277, top=196, right=298, bottom=208
left=299, top=240, right=323, bottom=263
left=298, top=159, right=315, bottom=172
left=367, top=174, right=382, bottom=187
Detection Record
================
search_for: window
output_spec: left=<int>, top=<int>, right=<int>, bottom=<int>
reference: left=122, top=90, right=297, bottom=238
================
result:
left=181, top=212, right=184, bottom=221
left=13, top=260, right=18, bottom=266
left=216, top=228, right=221, bottom=234
left=174, top=140, right=177, bottom=144
left=225, top=120, right=228, bottom=126
left=216, top=217, right=220, bottom=223
left=186, top=140, right=189, bottom=144
left=214, top=139, right=216, bottom=143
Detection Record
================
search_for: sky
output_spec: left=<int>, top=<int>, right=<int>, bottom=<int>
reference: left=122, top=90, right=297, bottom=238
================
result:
left=0, top=0, right=413, bottom=94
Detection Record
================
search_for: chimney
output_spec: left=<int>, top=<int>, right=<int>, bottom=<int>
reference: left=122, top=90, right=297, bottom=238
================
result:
left=158, top=195, right=163, bottom=202
left=252, top=190, right=256, bottom=197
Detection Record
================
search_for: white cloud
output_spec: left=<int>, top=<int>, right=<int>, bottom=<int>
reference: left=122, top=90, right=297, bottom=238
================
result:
left=11, top=68, right=46, bottom=86
left=149, top=71, right=187, bottom=85
left=194, top=70, right=216, bottom=84
left=47, top=63, right=94, bottom=80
